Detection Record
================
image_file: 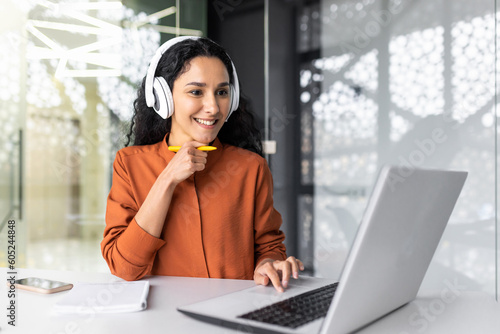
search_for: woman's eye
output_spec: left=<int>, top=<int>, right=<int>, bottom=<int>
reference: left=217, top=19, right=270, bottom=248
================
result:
left=217, top=89, right=229, bottom=96
left=190, top=90, right=202, bottom=96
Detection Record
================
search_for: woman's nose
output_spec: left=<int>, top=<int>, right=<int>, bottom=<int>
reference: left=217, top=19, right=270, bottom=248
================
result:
left=203, top=94, right=218, bottom=114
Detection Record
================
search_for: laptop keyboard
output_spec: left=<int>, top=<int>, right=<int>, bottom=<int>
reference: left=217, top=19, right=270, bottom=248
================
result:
left=237, top=282, right=338, bottom=329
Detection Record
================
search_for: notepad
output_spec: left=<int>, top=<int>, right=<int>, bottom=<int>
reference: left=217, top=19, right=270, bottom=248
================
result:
left=53, top=281, right=149, bottom=314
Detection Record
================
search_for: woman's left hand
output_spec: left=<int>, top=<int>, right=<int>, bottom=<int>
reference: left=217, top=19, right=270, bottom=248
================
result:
left=253, top=256, right=305, bottom=292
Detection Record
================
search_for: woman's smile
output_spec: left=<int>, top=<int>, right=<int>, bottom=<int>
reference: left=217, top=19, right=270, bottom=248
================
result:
left=194, top=118, right=218, bottom=127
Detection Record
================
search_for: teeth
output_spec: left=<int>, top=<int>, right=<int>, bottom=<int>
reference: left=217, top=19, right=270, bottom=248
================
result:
left=196, top=118, right=216, bottom=126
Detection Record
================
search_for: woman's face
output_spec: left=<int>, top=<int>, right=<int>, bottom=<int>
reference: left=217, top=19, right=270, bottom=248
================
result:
left=168, top=56, right=231, bottom=146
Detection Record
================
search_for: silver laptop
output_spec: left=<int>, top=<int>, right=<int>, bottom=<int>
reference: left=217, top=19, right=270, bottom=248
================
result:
left=178, top=166, right=467, bottom=334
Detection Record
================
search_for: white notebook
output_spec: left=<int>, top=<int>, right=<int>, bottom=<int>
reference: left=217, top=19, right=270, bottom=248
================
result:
left=53, top=281, right=149, bottom=315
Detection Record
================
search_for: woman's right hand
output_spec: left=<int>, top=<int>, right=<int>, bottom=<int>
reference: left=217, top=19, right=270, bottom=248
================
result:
left=134, top=141, right=208, bottom=238
left=162, top=141, right=209, bottom=185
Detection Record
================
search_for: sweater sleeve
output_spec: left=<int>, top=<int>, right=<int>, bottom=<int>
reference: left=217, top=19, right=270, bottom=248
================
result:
left=101, top=151, right=166, bottom=281
left=253, top=160, right=287, bottom=267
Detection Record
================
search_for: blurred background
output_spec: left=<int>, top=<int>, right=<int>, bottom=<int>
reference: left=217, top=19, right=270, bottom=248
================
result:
left=0, top=0, right=498, bottom=299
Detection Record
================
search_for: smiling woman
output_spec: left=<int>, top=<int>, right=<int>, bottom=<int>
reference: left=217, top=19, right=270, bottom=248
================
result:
left=101, top=36, right=304, bottom=292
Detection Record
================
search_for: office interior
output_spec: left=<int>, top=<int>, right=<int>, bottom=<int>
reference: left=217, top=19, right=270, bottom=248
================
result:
left=0, top=0, right=499, bottom=301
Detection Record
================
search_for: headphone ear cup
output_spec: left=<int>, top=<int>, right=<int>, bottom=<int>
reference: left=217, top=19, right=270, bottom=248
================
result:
left=226, top=84, right=237, bottom=122
left=152, top=77, right=174, bottom=119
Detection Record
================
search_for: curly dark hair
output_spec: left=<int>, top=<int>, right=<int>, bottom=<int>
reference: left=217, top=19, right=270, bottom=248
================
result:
left=125, top=37, right=263, bottom=156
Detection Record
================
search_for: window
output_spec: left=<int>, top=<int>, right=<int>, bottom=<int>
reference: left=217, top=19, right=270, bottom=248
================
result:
left=0, top=0, right=206, bottom=272
left=297, top=0, right=498, bottom=296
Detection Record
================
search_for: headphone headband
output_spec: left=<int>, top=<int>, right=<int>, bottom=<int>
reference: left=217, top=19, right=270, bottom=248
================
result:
left=145, top=36, right=240, bottom=121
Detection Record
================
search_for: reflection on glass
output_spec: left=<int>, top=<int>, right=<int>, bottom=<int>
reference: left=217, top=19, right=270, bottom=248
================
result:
left=306, top=0, right=497, bottom=295
left=0, top=0, right=205, bottom=272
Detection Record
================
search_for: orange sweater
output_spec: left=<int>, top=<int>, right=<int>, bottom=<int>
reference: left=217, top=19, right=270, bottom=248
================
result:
left=101, top=135, right=287, bottom=281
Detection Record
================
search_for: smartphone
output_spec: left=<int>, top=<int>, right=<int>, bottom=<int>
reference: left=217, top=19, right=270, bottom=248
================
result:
left=13, top=277, right=73, bottom=294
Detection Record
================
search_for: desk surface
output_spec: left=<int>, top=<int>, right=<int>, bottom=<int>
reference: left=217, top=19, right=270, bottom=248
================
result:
left=1, top=268, right=499, bottom=334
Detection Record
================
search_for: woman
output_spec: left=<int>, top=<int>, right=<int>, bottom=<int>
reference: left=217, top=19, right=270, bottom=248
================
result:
left=101, top=36, right=303, bottom=292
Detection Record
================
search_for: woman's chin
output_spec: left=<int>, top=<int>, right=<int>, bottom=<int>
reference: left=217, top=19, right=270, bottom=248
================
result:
left=195, top=135, right=217, bottom=144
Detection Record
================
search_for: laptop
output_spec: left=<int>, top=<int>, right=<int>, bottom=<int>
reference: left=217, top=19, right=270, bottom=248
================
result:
left=177, top=165, right=468, bottom=334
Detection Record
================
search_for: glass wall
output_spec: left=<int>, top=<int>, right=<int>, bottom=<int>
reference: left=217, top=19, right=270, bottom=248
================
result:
left=297, top=0, right=498, bottom=297
left=0, top=0, right=206, bottom=272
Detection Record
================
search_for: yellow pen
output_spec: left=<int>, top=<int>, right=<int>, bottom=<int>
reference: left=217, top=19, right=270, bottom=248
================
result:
left=168, top=146, right=217, bottom=152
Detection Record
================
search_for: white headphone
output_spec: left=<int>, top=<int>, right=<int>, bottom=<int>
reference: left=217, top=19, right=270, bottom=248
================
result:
left=145, top=36, right=240, bottom=121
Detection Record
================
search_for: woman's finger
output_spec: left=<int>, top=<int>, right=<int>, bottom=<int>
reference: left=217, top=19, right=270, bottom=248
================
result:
left=285, top=256, right=300, bottom=279
left=297, top=259, right=305, bottom=271
left=278, top=260, right=291, bottom=288
left=256, top=262, right=283, bottom=292
left=266, top=266, right=284, bottom=292
left=253, top=272, right=269, bottom=286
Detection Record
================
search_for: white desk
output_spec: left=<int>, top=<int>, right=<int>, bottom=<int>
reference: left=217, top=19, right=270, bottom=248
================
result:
left=1, top=268, right=499, bottom=334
